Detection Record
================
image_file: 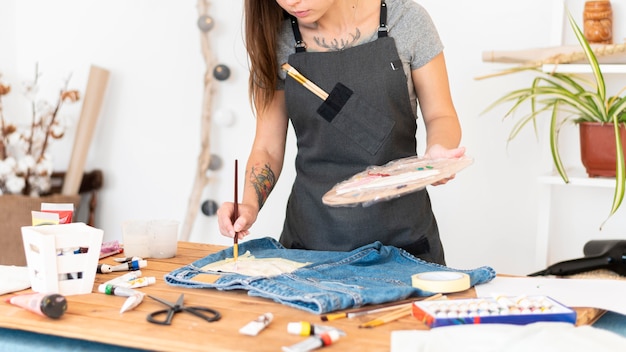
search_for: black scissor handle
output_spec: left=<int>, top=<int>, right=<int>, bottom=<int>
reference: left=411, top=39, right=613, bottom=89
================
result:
left=184, top=307, right=221, bottom=323
left=147, top=308, right=179, bottom=325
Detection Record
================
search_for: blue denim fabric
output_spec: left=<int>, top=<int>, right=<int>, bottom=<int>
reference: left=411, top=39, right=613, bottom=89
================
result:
left=165, top=237, right=496, bottom=314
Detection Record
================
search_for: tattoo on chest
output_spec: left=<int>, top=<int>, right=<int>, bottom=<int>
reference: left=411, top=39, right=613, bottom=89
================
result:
left=250, top=163, right=276, bottom=209
left=314, top=28, right=361, bottom=51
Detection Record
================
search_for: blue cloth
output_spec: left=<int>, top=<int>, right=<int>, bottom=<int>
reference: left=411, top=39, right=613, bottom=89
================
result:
left=0, top=328, right=148, bottom=352
left=165, top=237, right=496, bottom=314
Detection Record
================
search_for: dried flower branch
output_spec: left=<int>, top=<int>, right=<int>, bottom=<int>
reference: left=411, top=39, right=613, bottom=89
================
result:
left=0, top=66, right=80, bottom=196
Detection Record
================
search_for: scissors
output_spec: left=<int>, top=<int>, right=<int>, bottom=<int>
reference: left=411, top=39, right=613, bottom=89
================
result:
left=146, top=294, right=221, bottom=325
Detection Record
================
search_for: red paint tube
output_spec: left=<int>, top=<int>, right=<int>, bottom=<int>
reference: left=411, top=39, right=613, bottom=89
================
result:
left=282, top=330, right=341, bottom=352
left=41, top=202, right=75, bottom=224
left=8, top=292, right=67, bottom=319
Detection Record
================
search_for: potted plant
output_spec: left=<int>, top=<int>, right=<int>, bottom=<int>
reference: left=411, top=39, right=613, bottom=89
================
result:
left=482, top=11, right=626, bottom=227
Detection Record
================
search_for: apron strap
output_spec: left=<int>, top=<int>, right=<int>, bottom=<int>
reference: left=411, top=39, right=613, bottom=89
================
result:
left=378, top=0, right=388, bottom=38
left=289, top=15, right=307, bottom=53
left=289, top=0, right=389, bottom=52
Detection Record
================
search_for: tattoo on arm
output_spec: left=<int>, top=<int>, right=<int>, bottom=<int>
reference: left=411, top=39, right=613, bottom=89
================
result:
left=250, top=163, right=276, bottom=210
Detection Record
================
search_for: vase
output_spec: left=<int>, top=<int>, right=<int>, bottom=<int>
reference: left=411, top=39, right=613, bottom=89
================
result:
left=579, top=122, right=626, bottom=177
left=583, top=1, right=613, bottom=44
left=0, top=193, right=81, bottom=266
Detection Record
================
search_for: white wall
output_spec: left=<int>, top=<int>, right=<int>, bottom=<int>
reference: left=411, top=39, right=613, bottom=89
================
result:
left=1, top=0, right=624, bottom=276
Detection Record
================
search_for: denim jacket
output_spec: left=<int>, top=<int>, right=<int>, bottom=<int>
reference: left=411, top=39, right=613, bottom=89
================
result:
left=165, top=237, right=496, bottom=314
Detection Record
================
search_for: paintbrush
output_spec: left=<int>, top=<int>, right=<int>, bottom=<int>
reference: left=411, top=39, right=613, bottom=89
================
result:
left=233, top=159, right=239, bottom=268
left=321, top=297, right=420, bottom=322
left=281, top=63, right=329, bottom=100
left=358, top=293, right=444, bottom=328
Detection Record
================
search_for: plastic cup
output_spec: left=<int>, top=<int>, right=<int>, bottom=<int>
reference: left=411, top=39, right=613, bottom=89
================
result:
left=147, top=219, right=180, bottom=259
left=122, top=220, right=150, bottom=258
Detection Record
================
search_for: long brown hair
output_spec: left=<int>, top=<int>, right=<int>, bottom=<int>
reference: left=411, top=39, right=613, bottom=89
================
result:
left=244, top=1, right=285, bottom=113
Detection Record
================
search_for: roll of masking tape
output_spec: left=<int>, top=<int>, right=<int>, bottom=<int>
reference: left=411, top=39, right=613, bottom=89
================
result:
left=411, top=271, right=470, bottom=293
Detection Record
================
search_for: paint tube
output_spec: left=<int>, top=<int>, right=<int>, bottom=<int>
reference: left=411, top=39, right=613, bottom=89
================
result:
left=97, top=284, right=145, bottom=313
left=287, top=321, right=345, bottom=336
left=41, top=202, right=74, bottom=224
left=114, top=276, right=156, bottom=289
left=119, top=293, right=145, bottom=314
left=8, top=292, right=67, bottom=319
left=103, top=271, right=143, bottom=285
left=31, top=211, right=60, bottom=226
left=97, top=260, right=148, bottom=274
left=239, top=312, right=273, bottom=336
left=282, top=330, right=341, bottom=352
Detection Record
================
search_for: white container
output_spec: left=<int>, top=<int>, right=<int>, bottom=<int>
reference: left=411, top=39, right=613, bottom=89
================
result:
left=121, top=220, right=150, bottom=258
left=122, top=219, right=179, bottom=259
left=21, top=223, right=103, bottom=295
left=147, top=219, right=179, bottom=259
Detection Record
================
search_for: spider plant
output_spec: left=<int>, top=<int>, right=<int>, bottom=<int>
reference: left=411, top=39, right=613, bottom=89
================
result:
left=483, top=11, right=626, bottom=227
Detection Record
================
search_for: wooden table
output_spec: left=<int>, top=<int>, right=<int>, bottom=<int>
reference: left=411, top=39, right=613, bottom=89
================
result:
left=0, top=242, right=604, bottom=352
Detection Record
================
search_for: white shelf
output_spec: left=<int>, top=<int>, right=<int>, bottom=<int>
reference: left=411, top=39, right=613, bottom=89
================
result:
left=535, top=167, right=618, bottom=270
left=537, top=168, right=616, bottom=188
left=542, top=64, right=626, bottom=74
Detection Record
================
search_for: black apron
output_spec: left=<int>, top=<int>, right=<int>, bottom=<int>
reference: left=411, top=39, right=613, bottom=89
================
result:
left=280, top=0, right=444, bottom=264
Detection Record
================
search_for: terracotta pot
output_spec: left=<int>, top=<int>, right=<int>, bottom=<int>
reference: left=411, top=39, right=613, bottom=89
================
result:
left=579, top=122, right=626, bottom=177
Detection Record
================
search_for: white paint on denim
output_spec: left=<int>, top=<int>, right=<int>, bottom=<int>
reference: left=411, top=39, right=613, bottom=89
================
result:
left=200, top=251, right=310, bottom=277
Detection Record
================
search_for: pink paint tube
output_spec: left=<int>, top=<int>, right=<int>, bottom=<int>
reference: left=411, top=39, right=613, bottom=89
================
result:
left=41, top=202, right=75, bottom=224
left=8, top=292, right=67, bottom=319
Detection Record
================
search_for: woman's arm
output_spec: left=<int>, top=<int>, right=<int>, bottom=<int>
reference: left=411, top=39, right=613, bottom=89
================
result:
left=217, top=90, right=289, bottom=239
left=412, top=52, right=465, bottom=184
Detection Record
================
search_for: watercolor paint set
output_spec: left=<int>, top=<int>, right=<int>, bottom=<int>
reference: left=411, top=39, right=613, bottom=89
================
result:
left=412, top=295, right=577, bottom=328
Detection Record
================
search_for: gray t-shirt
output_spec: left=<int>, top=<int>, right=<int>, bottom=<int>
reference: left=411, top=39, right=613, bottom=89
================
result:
left=276, top=0, right=444, bottom=112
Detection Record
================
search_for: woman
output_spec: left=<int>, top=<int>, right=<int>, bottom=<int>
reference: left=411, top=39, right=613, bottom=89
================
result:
left=217, top=0, right=464, bottom=264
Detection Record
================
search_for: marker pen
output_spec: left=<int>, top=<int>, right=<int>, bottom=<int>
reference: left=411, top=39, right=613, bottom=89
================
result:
left=63, top=248, right=80, bottom=280
left=97, top=259, right=147, bottom=274
left=8, top=293, right=67, bottom=319
left=282, top=330, right=341, bottom=352
left=286, top=321, right=345, bottom=336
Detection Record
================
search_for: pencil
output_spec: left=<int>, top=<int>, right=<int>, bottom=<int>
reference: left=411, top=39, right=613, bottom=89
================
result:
left=358, top=293, right=444, bottom=328
left=281, top=63, right=329, bottom=100
left=233, top=159, right=239, bottom=266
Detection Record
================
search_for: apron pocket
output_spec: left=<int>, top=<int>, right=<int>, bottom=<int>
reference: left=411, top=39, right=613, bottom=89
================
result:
left=317, top=82, right=395, bottom=156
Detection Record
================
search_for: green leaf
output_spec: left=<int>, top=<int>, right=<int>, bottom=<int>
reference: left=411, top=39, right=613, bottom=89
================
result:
left=482, top=10, right=626, bottom=227
left=567, top=12, right=605, bottom=101
left=550, top=102, right=568, bottom=183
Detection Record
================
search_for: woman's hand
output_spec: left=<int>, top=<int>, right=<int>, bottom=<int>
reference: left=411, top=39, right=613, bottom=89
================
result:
left=216, top=202, right=257, bottom=240
left=424, top=144, right=466, bottom=186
